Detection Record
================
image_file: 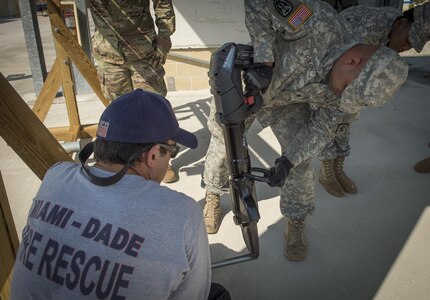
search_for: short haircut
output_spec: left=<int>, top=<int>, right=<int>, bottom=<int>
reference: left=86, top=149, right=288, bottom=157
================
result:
left=94, top=139, right=168, bottom=165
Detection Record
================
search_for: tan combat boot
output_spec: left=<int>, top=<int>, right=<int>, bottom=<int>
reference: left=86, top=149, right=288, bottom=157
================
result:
left=414, top=157, right=430, bottom=173
left=163, top=165, right=178, bottom=183
left=319, top=160, right=345, bottom=197
left=285, top=217, right=307, bottom=261
left=204, top=192, right=222, bottom=234
left=334, top=157, right=357, bottom=194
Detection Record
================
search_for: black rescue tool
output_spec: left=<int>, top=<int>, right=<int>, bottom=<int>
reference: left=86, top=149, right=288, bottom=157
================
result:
left=209, top=43, right=272, bottom=269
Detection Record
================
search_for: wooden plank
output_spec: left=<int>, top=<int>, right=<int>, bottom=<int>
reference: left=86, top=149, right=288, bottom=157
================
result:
left=54, top=48, right=80, bottom=141
left=0, top=271, right=13, bottom=300
left=0, top=172, right=17, bottom=300
left=0, top=172, right=19, bottom=254
left=47, top=0, right=110, bottom=107
left=49, top=123, right=98, bottom=140
left=80, top=124, right=98, bottom=138
left=0, top=222, right=15, bottom=300
left=0, top=72, right=73, bottom=180
left=47, top=1, right=81, bottom=142
left=32, top=58, right=62, bottom=122
left=49, top=130, right=77, bottom=142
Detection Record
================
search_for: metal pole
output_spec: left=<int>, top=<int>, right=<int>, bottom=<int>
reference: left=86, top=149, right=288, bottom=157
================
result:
left=211, top=253, right=256, bottom=269
left=75, top=0, right=92, bottom=59
left=18, top=0, right=47, bottom=96
left=60, top=138, right=93, bottom=154
left=72, top=0, right=93, bottom=94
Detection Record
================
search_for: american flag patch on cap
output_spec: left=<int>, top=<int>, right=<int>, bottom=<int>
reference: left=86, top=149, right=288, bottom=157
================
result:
left=288, top=4, right=312, bottom=30
left=97, top=120, right=109, bottom=138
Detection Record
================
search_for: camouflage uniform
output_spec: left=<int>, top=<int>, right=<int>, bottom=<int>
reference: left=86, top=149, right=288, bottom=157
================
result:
left=89, top=0, right=175, bottom=99
left=341, top=5, right=402, bottom=46
left=203, top=100, right=256, bottom=195
left=408, top=2, right=430, bottom=53
left=203, top=0, right=408, bottom=218
left=318, top=5, right=402, bottom=161
left=321, top=0, right=358, bottom=12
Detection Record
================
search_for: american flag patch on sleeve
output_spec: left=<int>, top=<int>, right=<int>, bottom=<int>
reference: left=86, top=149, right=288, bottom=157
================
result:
left=288, top=4, right=312, bottom=30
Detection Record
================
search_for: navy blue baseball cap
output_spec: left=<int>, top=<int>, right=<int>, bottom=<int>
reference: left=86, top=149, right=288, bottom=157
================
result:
left=96, top=89, right=198, bottom=148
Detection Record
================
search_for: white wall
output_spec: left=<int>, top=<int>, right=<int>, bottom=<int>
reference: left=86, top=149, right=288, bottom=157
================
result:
left=170, top=0, right=404, bottom=49
left=171, top=0, right=251, bottom=49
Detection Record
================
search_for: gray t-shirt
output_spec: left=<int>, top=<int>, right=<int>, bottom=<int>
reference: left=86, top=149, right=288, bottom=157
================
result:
left=10, top=162, right=211, bottom=300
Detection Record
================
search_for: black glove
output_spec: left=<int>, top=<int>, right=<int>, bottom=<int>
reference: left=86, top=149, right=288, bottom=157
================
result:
left=151, top=36, right=172, bottom=69
left=267, top=156, right=293, bottom=187
left=243, top=65, right=273, bottom=96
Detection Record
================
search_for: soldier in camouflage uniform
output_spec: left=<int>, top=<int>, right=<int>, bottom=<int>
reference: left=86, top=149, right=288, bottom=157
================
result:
left=89, top=0, right=178, bottom=183
left=409, top=3, right=430, bottom=173
left=321, top=0, right=357, bottom=12
left=318, top=3, right=430, bottom=197
left=202, top=0, right=409, bottom=261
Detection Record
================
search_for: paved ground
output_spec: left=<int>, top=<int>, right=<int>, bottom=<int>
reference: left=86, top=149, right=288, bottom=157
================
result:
left=1, top=16, right=430, bottom=300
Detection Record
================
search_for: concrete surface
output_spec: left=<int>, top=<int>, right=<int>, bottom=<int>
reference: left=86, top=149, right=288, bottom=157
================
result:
left=1, top=16, right=430, bottom=300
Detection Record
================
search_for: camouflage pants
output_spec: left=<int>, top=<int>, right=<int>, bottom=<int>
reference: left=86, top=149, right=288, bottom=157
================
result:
left=94, top=55, right=167, bottom=100
left=92, top=32, right=167, bottom=100
left=203, top=100, right=314, bottom=219
left=202, top=99, right=256, bottom=194
left=317, top=112, right=358, bottom=161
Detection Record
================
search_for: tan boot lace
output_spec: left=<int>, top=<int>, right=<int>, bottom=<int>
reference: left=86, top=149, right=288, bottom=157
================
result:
left=334, top=157, right=346, bottom=180
left=323, top=160, right=335, bottom=178
left=289, top=218, right=305, bottom=245
left=204, top=193, right=220, bottom=218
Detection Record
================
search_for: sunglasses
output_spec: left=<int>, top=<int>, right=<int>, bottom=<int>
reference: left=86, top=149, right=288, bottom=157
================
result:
left=158, top=143, right=180, bottom=158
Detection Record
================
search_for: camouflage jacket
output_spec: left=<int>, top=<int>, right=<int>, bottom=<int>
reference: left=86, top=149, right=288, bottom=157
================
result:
left=341, top=5, right=402, bottom=47
left=245, top=0, right=362, bottom=166
left=89, top=0, right=175, bottom=59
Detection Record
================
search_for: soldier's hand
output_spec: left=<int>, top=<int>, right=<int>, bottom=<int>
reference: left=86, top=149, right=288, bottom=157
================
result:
left=243, top=65, right=273, bottom=96
left=151, top=36, right=172, bottom=69
left=267, top=156, right=293, bottom=187
left=151, top=51, right=166, bottom=69
left=243, top=78, right=259, bottom=97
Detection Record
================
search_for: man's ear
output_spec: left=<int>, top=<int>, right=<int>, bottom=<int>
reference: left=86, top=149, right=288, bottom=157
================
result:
left=346, top=56, right=362, bottom=67
left=145, top=145, right=158, bottom=168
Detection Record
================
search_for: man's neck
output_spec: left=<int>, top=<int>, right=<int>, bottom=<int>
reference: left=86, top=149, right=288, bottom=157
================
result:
left=94, top=161, right=139, bottom=176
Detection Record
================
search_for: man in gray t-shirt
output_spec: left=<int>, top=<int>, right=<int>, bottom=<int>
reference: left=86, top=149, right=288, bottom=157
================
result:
left=10, top=90, right=230, bottom=299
